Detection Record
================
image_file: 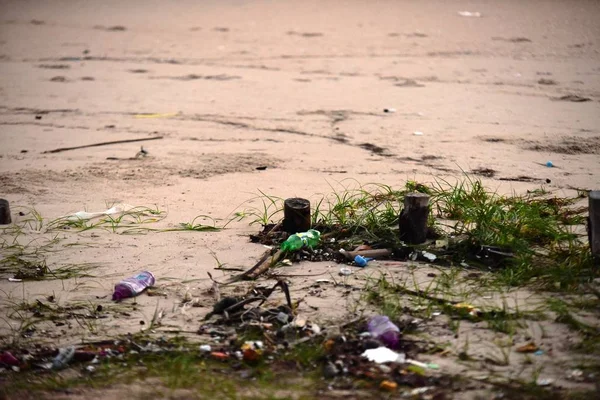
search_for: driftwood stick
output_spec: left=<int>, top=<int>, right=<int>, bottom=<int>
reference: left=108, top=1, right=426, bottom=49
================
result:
left=42, top=136, right=163, bottom=154
left=245, top=249, right=284, bottom=280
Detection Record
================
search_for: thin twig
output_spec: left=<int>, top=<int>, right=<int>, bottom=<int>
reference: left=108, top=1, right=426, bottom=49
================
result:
left=42, top=136, right=163, bottom=154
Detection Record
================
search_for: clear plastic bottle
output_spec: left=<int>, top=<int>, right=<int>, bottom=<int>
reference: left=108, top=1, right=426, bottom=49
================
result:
left=112, top=271, right=155, bottom=301
left=368, top=315, right=400, bottom=349
left=280, top=229, right=321, bottom=252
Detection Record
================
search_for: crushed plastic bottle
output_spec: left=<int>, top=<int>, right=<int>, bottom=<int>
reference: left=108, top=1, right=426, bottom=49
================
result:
left=280, top=229, right=320, bottom=252
left=112, top=271, right=155, bottom=301
left=52, top=346, right=75, bottom=370
left=368, top=315, right=400, bottom=349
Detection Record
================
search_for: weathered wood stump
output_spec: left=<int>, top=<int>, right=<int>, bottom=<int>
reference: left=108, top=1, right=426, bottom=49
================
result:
left=589, top=191, right=600, bottom=262
left=283, top=197, right=311, bottom=234
left=0, top=199, right=11, bottom=225
left=399, top=193, right=430, bottom=244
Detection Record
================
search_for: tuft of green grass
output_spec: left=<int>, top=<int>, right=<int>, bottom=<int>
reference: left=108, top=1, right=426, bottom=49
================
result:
left=239, top=176, right=596, bottom=291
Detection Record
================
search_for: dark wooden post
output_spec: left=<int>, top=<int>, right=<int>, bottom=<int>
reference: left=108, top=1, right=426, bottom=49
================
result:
left=283, top=198, right=311, bottom=234
left=0, top=199, right=11, bottom=225
left=589, top=191, right=600, bottom=262
left=399, top=193, right=430, bottom=244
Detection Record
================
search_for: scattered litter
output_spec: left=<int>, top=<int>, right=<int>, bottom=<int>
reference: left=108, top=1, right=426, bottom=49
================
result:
left=516, top=342, right=539, bottom=353
left=435, top=239, right=448, bottom=248
left=410, top=387, right=432, bottom=396
left=421, top=251, right=437, bottom=262
left=0, top=352, right=19, bottom=366
left=310, top=324, right=321, bottom=334
left=315, top=279, right=333, bottom=284
left=534, top=350, right=544, bottom=356
left=281, top=259, right=293, bottom=266
left=383, top=108, right=396, bottom=113
left=199, top=344, right=211, bottom=352
left=431, top=312, right=442, bottom=317
left=61, top=203, right=135, bottom=222
left=458, top=11, right=482, bottom=18
left=545, top=161, right=554, bottom=168
left=354, top=255, right=373, bottom=267
left=413, top=131, right=424, bottom=136
left=339, top=267, right=352, bottom=276
left=407, top=359, right=439, bottom=369
left=368, top=315, right=400, bottom=349
left=241, top=341, right=263, bottom=362
left=362, top=347, right=406, bottom=364
left=536, top=378, right=554, bottom=386
left=86, top=365, right=96, bottom=373
left=52, top=346, right=75, bottom=370
left=380, top=380, right=397, bottom=391
left=112, top=271, right=155, bottom=301
left=280, top=229, right=321, bottom=252
left=210, top=352, right=229, bottom=361
left=276, top=312, right=289, bottom=324
left=454, top=303, right=481, bottom=317
left=8, top=278, right=22, bottom=282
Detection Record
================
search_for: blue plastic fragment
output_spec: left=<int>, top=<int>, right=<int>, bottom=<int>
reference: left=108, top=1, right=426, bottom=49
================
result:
left=354, top=255, right=373, bottom=267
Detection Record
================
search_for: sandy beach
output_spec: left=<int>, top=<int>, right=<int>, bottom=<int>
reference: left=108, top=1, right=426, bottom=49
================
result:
left=1, top=0, right=599, bottom=398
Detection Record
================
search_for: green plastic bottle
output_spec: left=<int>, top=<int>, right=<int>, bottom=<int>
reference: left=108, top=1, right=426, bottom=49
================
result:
left=280, top=229, right=321, bottom=252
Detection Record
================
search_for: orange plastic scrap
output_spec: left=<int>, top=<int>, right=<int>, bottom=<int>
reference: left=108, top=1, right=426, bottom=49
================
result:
left=379, top=380, right=398, bottom=391
left=516, top=342, right=539, bottom=353
left=210, top=352, right=229, bottom=361
left=244, top=348, right=262, bottom=362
